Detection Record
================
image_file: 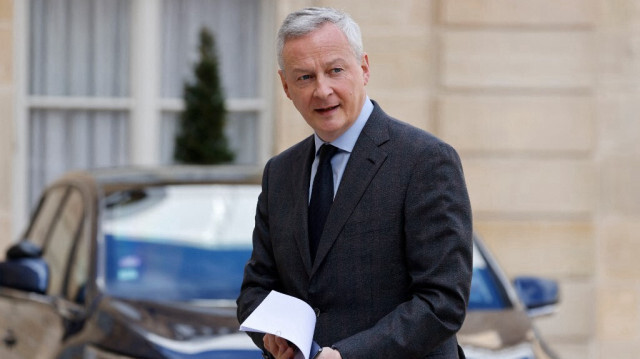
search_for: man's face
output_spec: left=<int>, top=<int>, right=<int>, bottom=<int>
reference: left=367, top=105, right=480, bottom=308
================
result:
left=279, top=23, right=370, bottom=142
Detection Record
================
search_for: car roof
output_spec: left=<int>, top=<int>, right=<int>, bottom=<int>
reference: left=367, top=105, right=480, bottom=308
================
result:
left=54, top=165, right=262, bottom=195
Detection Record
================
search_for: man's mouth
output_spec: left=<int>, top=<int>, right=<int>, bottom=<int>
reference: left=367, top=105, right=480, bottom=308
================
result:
left=314, top=105, right=339, bottom=114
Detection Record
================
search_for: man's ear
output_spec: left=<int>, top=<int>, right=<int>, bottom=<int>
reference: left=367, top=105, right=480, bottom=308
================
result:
left=278, top=70, right=291, bottom=100
left=361, top=53, right=370, bottom=86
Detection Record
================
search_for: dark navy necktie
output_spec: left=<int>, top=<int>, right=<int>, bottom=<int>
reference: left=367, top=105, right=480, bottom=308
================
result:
left=309, top=144, right=338, bottom=263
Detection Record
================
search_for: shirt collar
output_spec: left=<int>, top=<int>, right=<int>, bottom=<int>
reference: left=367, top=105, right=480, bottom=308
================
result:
left=314, top=96, right=374, bottom=154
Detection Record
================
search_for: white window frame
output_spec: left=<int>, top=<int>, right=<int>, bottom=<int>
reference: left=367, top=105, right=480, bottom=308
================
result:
left=12, top=0, right=276, bottom=239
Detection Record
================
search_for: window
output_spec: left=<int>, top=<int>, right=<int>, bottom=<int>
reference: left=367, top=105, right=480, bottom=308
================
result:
left=468, top=242, right=512, bottom=310
left=24, top=186, right=67, bottom=247
left=43, top=188, right=84, bottom=296
left=102, top=184, right=258, bottom=301
left=160, top=0, right=265, bottom=165
left=28, top=0, right=130, bottom=209
left=66, top=191, right=90, bottom=303
left=21, top=0, right=274, bottom=212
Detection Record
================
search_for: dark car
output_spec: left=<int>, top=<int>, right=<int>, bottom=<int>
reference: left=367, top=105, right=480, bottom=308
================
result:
left=461, top=236, right=560, bottom=359
left=0, top=167, right=559, bottom=359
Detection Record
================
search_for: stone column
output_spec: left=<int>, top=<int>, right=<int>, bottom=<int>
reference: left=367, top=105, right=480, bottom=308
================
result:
left=0, top=0, right=14, bottom=252
left=595, top=0, right=640, bottom=356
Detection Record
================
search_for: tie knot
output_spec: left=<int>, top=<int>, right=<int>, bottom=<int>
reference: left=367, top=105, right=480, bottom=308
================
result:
left=318, top=144, right=338, bottom=163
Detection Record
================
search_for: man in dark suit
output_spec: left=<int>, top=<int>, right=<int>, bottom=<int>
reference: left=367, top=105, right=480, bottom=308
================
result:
left=237, top=7, right=472, bottom=359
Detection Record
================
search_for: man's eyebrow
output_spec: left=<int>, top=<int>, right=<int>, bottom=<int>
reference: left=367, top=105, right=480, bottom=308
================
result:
left=289, top=58, right=348, bottom=73
left=326, top=58, right=347, bottom=66
left=290, top=67, right=312, bottom=75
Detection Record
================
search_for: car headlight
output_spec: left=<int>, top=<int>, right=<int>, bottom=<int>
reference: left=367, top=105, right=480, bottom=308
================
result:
left=84, top=345, right=139, bottom=359
left=463, top=342, right=536, bottom=359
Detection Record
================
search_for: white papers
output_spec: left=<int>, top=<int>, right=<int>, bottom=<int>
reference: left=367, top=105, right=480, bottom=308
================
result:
left=239, top=291, right=317, bottom=359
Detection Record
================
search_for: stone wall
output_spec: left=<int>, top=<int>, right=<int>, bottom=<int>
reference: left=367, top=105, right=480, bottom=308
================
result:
left=438, top=1, right=596, bottom=357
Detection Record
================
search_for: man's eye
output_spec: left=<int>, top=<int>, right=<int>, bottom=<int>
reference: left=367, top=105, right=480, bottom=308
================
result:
left=298, top=74, right=312, bottom=81
left=331, top=68, right=343, bottom=74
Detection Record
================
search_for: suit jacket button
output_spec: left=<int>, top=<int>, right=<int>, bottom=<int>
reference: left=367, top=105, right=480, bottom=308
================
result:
left=313, top=308, right=321, bottom=317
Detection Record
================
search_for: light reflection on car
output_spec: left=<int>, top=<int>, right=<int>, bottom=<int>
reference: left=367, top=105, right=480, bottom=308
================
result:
left=0, top=167, right=560, bottom=359
left=102, top=184, right=257, bottom=303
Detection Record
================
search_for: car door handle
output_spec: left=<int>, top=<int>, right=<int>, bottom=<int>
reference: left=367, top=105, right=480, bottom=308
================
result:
left=3, top=329, right=17, bottom=348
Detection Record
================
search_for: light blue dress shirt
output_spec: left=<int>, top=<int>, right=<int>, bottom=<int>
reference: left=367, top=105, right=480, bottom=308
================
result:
left=309, top=97, right=374, bottom=202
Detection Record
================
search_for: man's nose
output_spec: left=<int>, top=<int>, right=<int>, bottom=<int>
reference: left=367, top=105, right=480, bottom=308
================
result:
left=313, top=76, right=333, bottom=98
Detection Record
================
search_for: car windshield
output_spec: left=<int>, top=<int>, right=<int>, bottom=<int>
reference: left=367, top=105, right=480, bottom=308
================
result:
left=468, top=242, right=509, bottom=310
left=101, top=184, right=260, bottom=302
left=101, top=183, right=509, bottom=309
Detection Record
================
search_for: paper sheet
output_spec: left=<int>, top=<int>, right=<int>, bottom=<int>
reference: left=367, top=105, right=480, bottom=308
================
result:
left=240, top=290, right=318, bottom=359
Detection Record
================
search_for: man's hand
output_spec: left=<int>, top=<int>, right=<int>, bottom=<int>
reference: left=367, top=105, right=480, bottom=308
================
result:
left=263, top=334, right=296, bottom=359
left=263, top=335, right=342, bottom=359
left=317, top=347, right=342, bottom=359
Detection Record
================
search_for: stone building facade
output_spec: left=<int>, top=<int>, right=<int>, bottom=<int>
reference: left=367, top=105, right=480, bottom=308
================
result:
left=1, top=0, right=640, bottom=358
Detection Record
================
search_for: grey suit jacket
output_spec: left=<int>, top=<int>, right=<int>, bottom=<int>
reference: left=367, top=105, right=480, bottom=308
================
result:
left=237, top=101, right=473, bottom=358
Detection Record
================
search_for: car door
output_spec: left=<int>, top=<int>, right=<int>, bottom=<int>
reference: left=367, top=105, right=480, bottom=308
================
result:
left=0, top=184, right=88, bottom=359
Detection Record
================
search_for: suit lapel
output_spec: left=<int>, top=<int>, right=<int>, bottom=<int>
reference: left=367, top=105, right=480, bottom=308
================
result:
left=311, top=104, right=390, bottom=276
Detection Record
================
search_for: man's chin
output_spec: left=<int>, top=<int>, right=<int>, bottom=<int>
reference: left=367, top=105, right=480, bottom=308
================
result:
left=314, top=127, right=346, bottom=142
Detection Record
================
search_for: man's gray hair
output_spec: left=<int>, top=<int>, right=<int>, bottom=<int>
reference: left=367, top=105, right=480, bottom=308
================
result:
left=277, top=7, right=363, bottom=70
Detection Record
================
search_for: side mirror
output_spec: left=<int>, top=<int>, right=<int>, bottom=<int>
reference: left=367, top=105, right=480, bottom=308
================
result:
left=6, top=241, right=42, bottom=260
left=0, top=242, right=49, bottom=294
left=513, top=276, right=559, bottom=318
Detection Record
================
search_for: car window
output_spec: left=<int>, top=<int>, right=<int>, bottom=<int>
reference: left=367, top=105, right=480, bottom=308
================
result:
left=468, top=243, right=509, bottom=310
left=43, top=188, right=85, bottom=296
left=102, top=184, right=259, bottom=302
left=24, top=186, right=67, bottom=248
left=66, top=194, right=90, bottom=303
